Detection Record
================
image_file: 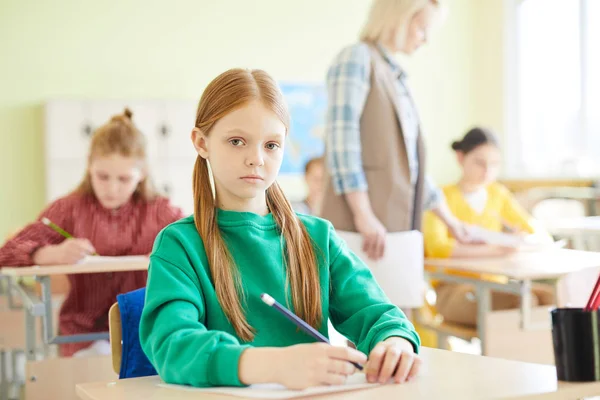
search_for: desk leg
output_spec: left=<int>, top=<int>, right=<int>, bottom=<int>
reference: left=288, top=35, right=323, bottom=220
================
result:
left=9, top=350, right=18, bottom=400
left=25, top=310, right=36, bottom=363
left=0, top=350, right=7, bottom=400
left=520, top=280, right=532, bottom=330
left=476, top=285, right=491, bottom=356
left=38, top=276, right=53, bottom=357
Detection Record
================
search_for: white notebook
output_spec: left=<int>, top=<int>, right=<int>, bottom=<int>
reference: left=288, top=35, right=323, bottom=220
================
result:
left=158, top=373, right=379, bottom=399
left=336, top=230, right=425, bottom=309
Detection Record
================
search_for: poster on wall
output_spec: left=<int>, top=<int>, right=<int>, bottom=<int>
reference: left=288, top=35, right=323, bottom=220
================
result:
left=279, top=83, right=326, bottom=176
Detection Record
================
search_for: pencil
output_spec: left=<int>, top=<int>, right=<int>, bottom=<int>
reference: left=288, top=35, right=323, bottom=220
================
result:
left=41, top=217, right=97, bottom=256
left=41, top=217, right=73, bottom=239
left=260, top=293, right=363, bottom=371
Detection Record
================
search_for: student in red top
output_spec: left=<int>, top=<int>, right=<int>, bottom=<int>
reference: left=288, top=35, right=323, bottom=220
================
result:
left=0, top=108, right=184, bottom=357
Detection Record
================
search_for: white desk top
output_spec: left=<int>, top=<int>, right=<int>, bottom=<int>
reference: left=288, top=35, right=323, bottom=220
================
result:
left=75, top=347, right=600, bottom=400
left=0, top=256, right=149, bottom=277
left=426, top=248, right=600, bottom=280
left=543, top=216, right=600, bottom=235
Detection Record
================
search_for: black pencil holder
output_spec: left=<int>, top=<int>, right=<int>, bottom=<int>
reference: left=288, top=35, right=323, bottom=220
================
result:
left=551, top=307, right=600, bottom=382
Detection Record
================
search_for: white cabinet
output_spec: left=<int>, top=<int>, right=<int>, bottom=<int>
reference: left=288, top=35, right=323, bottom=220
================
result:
left=45, top=160, right=87, bottom=202
left=44, top=101, right=89, bottom=160
left=159, top=101, right=198, bottom=160
left=44, top=99, right=199, bottom=215
left=152, top=160, right=196, bottom=215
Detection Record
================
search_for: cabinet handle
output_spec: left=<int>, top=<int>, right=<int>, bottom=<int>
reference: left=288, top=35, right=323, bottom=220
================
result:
left=160, top=124, right=170, bottom=137
left=82, top=123, right=93, bottom=137
left=163, top=184, right=171, bottom=194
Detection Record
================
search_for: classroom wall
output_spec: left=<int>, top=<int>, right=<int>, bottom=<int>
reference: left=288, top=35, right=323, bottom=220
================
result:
left=0, top=0, right=482, bottom=239
left=471, top=0, right=506, bottom=134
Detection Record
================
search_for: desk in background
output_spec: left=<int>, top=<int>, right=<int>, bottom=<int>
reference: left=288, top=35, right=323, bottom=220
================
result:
left=425, top=249, right=600, bottom=361
left=0, top=258, right=148, bottom=400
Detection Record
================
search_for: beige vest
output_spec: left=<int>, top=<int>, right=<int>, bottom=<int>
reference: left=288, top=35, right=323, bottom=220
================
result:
left=320, top=44, right=425, bottom=232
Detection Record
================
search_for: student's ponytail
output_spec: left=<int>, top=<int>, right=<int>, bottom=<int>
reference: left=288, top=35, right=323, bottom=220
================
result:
left=266, top=182, right=322, bottom=324
left=193, top=155, right=254, bottom=340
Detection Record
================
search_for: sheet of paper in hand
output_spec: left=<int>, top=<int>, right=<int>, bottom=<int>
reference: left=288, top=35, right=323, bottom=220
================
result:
left=336, top=230, right=425, bottom=309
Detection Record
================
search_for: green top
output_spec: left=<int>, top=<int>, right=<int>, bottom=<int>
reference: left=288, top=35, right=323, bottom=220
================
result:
left=140, top=210, right=420, bottom=387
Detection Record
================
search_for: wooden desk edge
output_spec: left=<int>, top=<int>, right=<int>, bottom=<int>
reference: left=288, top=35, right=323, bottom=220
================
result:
left=0, top=260, right=149, bottom=277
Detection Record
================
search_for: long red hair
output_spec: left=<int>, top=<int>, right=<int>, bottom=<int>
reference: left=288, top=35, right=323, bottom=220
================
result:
left=192, top=69, right=321, bottom=341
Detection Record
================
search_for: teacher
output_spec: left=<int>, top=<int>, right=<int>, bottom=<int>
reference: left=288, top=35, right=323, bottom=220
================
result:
left=321, top=0, right=470, bottom=260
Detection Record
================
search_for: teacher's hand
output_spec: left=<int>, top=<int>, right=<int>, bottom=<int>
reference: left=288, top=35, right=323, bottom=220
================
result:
left=354, top=211, right=387, bottom=260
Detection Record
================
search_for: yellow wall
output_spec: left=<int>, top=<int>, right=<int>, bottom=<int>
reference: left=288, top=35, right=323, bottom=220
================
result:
left=471, top=0, right=505, bottom=134
left=0, top=0, right=483, bottom=238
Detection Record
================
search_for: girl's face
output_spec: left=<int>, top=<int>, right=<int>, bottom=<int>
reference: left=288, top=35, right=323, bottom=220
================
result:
left=89, top=154, right=144, bottom=209
left=192, top=100, right=286, bottom=213
left=457, top=144, right=502, bottom=186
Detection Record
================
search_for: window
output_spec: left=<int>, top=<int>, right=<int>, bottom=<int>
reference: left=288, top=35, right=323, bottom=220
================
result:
left=506, top=0, right=600, bottom=177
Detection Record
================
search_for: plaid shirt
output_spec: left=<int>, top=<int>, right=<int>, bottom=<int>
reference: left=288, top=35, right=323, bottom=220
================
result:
left=325, top=42, right=441, bottom=210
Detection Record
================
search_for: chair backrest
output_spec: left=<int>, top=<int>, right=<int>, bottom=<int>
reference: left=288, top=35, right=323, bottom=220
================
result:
left=108, top=302, right=122, bottom=374
left=109, top=287, right=157, bottom=379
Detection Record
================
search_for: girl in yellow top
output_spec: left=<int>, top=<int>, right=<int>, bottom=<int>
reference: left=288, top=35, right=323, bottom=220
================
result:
left=423, top=127, right=552, bottom=326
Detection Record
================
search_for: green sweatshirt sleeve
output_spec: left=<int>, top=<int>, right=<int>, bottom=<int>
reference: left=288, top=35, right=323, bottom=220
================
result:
left=327, top=224, right=421, bottom=354
left=139, top=231, right=251, bottom=387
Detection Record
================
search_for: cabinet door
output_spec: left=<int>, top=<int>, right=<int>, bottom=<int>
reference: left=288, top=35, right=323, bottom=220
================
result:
left=127, top=101, right=161, bottom=160
left=46, top=160, right=87, bottom=202
left=173, top=161, right=197, bottom=215
left=149, top=161, right=172, bottom=200
left=158, top=101, right=198, bottom=160
left=88, top=101, right=130, bottom=133
left=44, top=101, right=88, bottom=161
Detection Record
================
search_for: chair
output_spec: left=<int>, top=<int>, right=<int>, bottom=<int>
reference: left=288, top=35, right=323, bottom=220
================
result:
left=108, top=287, right=157, bottom=379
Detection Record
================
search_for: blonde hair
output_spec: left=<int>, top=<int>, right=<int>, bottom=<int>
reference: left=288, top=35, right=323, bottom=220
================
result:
left=74, top=108, right=157, bottom=200
left=193, top=69, right=322, bottom=341
left=360, top=0, right=442, bottom=45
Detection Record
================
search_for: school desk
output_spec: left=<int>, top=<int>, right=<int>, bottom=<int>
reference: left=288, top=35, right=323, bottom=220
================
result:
left=75, top=347, right=600, bottom=400
left=0, top=275, right=65, bottom=400
left=425, top=248, right=600, bottom=360
left=0, top=257, right=148, bottom=400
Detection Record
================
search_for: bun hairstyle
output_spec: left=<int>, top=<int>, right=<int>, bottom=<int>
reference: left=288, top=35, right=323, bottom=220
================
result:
left=123, top=107, right=133, bottom=120
left=451, top=127, right=499, bottom=155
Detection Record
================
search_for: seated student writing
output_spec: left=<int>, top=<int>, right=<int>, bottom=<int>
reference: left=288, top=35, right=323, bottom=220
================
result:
left=0, top=109, right=184, bottom=357
left=423, top=127, right=553, bottom=326
left=139, top=69, right=421, bottom=389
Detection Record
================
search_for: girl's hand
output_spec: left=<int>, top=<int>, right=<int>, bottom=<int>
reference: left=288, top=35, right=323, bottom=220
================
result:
left=33, top=238, right=96, bottom=265
left=275, top=343, right=367, bottom=390
left=365, top=337, right=422, bottom=384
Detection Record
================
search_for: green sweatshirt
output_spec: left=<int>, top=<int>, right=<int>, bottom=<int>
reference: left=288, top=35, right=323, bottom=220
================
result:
left=140, top=210, right=420, bottom=387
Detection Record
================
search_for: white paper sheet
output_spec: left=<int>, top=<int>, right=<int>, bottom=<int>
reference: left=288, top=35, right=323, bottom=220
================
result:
left=158, top=373, right=379, bottom=399
left=81, top=255, right=149, bottom=264
left=468, top=226, right=566, bottom=251
left=336, top=230, right=424, bottom=309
